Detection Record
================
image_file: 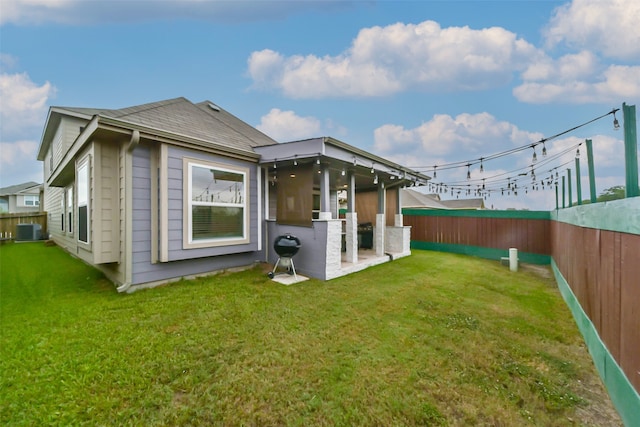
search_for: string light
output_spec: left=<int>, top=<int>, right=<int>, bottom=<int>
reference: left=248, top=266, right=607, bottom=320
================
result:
left=531, top=145, right=537, bottom=164
left=410, top=108, right=619, bottom=175
left=373, top=175, right=378, bottom=184
left=430, top=141, right=581, bottom=196
left=613, top=111, right=620, bottom=130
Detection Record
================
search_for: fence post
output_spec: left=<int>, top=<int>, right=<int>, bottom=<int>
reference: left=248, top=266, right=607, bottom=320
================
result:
left=562, top=176, right=566, bottom=208
left=575, top=157, right=582, bottom=205
left=586, top=139, right=597, bottom=203
left=567, top=169, right=572, bottom=208
left=623, top=103, right=639, bottom=197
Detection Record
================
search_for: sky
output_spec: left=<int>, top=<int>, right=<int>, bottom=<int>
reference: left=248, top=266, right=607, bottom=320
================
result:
left=1, top=0, right=638, bottom=210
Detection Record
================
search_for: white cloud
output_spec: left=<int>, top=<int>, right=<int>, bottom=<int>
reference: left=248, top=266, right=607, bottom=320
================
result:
left=373, top=112, right=542, bottom=164
left=0, top=71, right=53, bottom=186
left=514, top=63, right=640, bottom=104
left=547, top=135, right=624, bottom=169
left=0, top=140, right=42, bottom=186
left=544, top=0, right=640, bottom=61
left=0, top=0, right=72, bottom=25
left=0, top=53, right=19, bottom=70
left=0, top=140, right=38, bottom=166
left=256, top=108, right=322, bottom=142
left=1, top=0, right=354, bottom=25
left=0, top=72, right=55, bottom=138
left=521, top=50, right=598, bottom=82
left=248, top=20, right=542, bottom=98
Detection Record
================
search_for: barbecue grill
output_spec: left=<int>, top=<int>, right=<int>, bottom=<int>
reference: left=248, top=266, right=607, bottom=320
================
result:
left=267, top=234, right=301, bottom=280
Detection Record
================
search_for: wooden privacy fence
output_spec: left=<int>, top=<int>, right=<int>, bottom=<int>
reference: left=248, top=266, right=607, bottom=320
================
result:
left=403, top=202, right=640, bottom=424
left=403, top=209, right=551, bottom=264
left=0, top=212, right=48, bottom=239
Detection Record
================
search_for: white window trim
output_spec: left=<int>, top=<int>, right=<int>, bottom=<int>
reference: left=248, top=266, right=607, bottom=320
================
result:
left=183, top=158, right=250, bottom=249
left=77, top=157, right=90, bottom=246
left=23, top=195, right=40, bottom=206
left=65, top=185, right=74, bottom=235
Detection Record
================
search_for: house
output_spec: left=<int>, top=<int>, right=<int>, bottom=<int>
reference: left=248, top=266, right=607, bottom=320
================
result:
left=0, top=182, right=43, bottom=214
left=37, top=97, right=429, bottom=292
left=401, top=188, right=485, bottom=210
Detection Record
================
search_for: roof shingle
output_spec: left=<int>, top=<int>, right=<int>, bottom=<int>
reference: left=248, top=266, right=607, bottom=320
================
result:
left=59, top=97, right=277, bottom=152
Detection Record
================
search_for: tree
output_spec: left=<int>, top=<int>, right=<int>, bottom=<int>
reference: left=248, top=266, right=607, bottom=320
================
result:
left=597, top=186, right=625, bottom=202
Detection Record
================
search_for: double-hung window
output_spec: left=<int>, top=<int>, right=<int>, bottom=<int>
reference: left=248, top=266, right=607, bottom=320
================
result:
left=185, top=160, right=249, bottom=248
left=23, top=195, right=40, bottom=206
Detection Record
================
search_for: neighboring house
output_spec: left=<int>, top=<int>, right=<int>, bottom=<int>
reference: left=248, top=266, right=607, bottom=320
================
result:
left=438, top=198, right=485, bottom=210
left=401, top=188, right=485, bottom=210
left=0, top=182, right=43, bottom=214
left=37, top=97, right=429, bottom=292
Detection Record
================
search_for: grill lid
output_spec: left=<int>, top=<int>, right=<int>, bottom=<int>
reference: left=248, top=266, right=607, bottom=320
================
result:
left=273, top=234, right=301, bottom=258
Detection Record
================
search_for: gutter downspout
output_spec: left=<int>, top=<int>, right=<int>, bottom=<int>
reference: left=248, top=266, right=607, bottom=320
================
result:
left=127, top=129, right=140, bottom=152
left=116, top=281, right=132, bottom=293
left=117, top=130, right=137, bottom=293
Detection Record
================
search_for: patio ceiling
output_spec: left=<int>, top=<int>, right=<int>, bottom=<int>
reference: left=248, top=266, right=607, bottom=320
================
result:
left=255, top=137, right=431, bottom=192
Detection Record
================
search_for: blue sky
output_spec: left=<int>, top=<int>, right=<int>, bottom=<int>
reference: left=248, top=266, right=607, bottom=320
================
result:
left=1, top=0, right=638, bottom=209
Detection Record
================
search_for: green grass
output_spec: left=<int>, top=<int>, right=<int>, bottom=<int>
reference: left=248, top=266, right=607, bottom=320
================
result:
left=0, top=242, right=613, bottom=426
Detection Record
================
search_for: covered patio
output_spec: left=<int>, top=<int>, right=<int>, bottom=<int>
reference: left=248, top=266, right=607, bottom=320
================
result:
left=255, top=137, right=430, bottom=281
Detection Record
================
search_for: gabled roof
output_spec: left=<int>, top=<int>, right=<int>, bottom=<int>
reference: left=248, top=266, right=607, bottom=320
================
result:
left=401, top=188, right=449, bottom=209
left=439, top=198, right=485, bottom=209
left=401, top=188, right=485, bottom=210
left=0, top=181, right=41, bottom=196
left=38, top=97, right=278, bottom=160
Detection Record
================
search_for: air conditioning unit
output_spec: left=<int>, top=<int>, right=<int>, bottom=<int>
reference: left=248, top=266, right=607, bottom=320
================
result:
left=16, top=223, right=42, bottom=241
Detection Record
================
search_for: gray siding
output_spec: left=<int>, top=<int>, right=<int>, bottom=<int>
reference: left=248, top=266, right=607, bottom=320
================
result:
left=130, top=144, right=262, bottom=286
left=44, top=185, right=64, bottom=237
left=266, top=220, right=329, bottom=280
left=50, top=117, right=85, bottom=176
left=94, top=142, right=119, bottom=263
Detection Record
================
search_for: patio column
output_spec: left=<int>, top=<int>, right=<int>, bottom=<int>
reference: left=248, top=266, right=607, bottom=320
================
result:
left=318, top=166, right=332, bottom=220
left=375, top=181, right=386, bottom=256
left=345, top=172, right=358, bottom=263
left=395, top=186, right=403, bottom=227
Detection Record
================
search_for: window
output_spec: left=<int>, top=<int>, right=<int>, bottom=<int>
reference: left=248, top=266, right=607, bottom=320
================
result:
left=77, top=160, right=89, bottom=243
left=66, top=186, right=73, bottom=234
left=185, top=160, right=249, bottom=247
left=23, top=195, right=40, bottom=206
left=60, top=197, right=64, bottom=232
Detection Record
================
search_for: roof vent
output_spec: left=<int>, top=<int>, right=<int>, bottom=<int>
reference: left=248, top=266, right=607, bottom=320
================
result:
left=208, top=103, right=221, bottom=112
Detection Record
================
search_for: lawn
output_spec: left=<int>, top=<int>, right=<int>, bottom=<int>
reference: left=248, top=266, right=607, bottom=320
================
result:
left=0, top=242, right=620, bottom=426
